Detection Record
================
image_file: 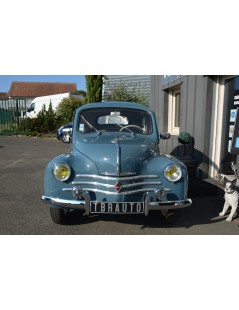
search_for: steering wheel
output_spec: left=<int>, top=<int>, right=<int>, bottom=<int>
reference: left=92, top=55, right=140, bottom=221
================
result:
left=119, top=125, right=145, bottom=133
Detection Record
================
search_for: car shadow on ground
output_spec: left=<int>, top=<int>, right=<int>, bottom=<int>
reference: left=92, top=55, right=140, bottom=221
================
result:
left=65, top=200, right=230, bottom=229
left=65, top=184, right=235, bottom=229
left=63, top=177, right=239, bottom=229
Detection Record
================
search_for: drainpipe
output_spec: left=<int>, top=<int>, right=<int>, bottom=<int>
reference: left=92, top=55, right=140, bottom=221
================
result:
left=208, top=76, right=220, bottom=178
left=209, top=76, right=226, bottom=179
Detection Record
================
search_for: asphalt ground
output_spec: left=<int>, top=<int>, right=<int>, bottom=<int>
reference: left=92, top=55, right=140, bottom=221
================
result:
left=0, top=135, right=239, bottom=235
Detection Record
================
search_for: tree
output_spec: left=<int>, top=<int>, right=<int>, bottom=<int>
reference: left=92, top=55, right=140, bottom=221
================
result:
left=45, top=101, right=57, bottom=132
left=103, top=82, right=149, bottom=106
left=85, top=75, right=103, bottom=103
left=56, top=97, right=85, bottom=124
left=73, top=90, right=87, bottom=97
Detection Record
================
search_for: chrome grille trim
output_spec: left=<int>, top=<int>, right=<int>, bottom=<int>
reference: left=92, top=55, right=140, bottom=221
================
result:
left=71, top=181, right=162, bottom=188
left=68, top=174, right=164, bottom=195
left=75, top=174, right=160, bottom=182
left=63, top=187, right=162, bottom=195
left=72, top=182, right=115, bottom=189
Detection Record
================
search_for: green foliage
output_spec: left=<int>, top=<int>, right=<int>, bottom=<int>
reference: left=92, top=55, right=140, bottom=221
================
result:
left=56, top=97, right=85, bottom=124
left=85, top=75, right=103, bottom=103
left=27, top=102, right=60, bottom=134
left=25, top=97, right=85, bottom=135
left=73, top=90, right=87, bottom=97
left=103, top=82, right=149, bottom=106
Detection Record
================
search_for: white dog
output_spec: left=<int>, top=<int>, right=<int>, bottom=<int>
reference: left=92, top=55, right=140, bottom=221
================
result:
left=219, top=178, right=238, bottom=222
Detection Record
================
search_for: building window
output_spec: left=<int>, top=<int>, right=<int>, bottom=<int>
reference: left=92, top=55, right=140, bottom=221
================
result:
left=168, top=87, right=181, bottom=135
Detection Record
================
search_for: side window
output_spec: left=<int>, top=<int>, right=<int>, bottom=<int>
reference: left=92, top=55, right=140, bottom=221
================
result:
left=28, top=102, right=35, bottom=112
left=168, top=87, right=181, bottom=135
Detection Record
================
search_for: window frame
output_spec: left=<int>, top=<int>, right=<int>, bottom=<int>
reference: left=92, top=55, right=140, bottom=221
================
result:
left=168, top=87, right=181, bottom=135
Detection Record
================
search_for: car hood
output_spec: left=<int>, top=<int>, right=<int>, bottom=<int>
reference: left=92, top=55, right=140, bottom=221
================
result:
left=74, top=134, right=155, bottom=175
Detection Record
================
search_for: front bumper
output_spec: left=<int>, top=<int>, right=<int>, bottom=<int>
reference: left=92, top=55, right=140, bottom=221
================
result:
left=41, top=194, right=192, bottom=216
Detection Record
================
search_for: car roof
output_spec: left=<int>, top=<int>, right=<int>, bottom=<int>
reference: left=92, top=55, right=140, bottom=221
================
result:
left=77, top=101, right=152, bottom=113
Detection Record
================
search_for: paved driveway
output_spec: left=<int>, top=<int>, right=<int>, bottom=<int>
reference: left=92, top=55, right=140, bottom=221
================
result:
left=0, top=135, right=239, bottom=234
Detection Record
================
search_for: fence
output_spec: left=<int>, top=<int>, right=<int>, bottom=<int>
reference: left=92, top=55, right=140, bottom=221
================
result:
left=0, top=98, right=28, bottom=135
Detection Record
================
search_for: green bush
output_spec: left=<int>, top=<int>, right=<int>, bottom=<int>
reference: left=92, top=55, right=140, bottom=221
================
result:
left=26, top=103, right=60, bottom=134
left=103, top=82, right=149, bottom=106
left=56, top=97, right=85, bottom=124
left=24, top=98, right=85, bottom=135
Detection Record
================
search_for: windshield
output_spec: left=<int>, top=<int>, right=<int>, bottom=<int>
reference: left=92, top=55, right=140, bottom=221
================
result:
left=78, top=108, right=153, bottom=135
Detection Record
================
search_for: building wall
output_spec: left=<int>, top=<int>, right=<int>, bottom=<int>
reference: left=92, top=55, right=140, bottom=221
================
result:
left=150, top=75, right=215, bottom=178
left=152, top=75, right=239, bottom=178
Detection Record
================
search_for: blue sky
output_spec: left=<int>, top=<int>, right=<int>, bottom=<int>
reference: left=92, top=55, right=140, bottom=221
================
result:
left=0, top=75, right=86, bottom=92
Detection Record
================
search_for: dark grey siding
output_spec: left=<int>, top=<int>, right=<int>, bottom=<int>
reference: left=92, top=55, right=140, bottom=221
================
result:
left=151, top=75, right=214, bottom=177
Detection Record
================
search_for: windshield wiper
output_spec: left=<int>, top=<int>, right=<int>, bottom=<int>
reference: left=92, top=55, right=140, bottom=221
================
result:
left=108, top=117, right=134, bottom=135
left=80, top=115, right=100, bottom=134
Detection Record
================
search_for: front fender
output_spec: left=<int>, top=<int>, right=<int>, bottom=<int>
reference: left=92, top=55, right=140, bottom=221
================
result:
left=43, top=153, right=98, bottom=198
left=141, top=154, right=188, bottom=201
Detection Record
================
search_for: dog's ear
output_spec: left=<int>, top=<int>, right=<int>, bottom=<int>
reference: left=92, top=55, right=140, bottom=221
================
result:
left=232, top=178, right=237, bottom=186
left=223, top=176, right=229, bottom=185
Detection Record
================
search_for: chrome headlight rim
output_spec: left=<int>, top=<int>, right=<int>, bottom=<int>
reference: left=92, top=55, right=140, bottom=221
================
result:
left=164, top=164, right=182, bottom=182
left=52, top=162, right=71, bottom=182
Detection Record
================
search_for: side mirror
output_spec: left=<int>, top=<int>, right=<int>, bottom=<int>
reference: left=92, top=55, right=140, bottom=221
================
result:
left=160, top=132, right=171, bottom=139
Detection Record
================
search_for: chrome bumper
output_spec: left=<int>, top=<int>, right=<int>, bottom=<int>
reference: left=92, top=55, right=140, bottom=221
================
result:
left=41, top=195, right=192, bottom=216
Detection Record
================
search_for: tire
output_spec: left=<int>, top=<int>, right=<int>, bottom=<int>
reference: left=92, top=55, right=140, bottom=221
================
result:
left=50, top=207, right=69, bottom=224
left=161, top=209, right=181, bottom=225
left=62, top=134, right=70, bottom=143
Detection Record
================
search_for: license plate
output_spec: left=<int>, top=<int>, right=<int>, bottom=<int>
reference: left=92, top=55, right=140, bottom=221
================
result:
left=90, top=202, right=144, bottom=214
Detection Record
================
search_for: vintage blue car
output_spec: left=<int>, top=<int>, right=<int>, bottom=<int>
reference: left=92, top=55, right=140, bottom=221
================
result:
left=42, top=102, right=192, bottom=225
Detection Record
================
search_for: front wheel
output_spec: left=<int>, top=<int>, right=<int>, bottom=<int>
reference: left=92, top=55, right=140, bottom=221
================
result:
left=62, top=134, right=70, bottom=143
left=50, top=207, right=69, bottom=224
left=161, top=209, right=181, bottom=225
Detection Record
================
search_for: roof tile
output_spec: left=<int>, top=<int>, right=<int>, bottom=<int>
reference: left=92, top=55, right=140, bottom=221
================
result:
left=9, top=82, right=77, bottom=97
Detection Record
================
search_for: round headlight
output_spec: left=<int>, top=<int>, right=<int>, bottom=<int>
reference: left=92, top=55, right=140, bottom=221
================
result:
left=53, top=163, right=71, bottom=181
left=164, top=164, right=182, bottom=182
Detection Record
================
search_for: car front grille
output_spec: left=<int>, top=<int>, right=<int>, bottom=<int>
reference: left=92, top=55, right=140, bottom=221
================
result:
left=62, top=174, right=163, bottom=196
